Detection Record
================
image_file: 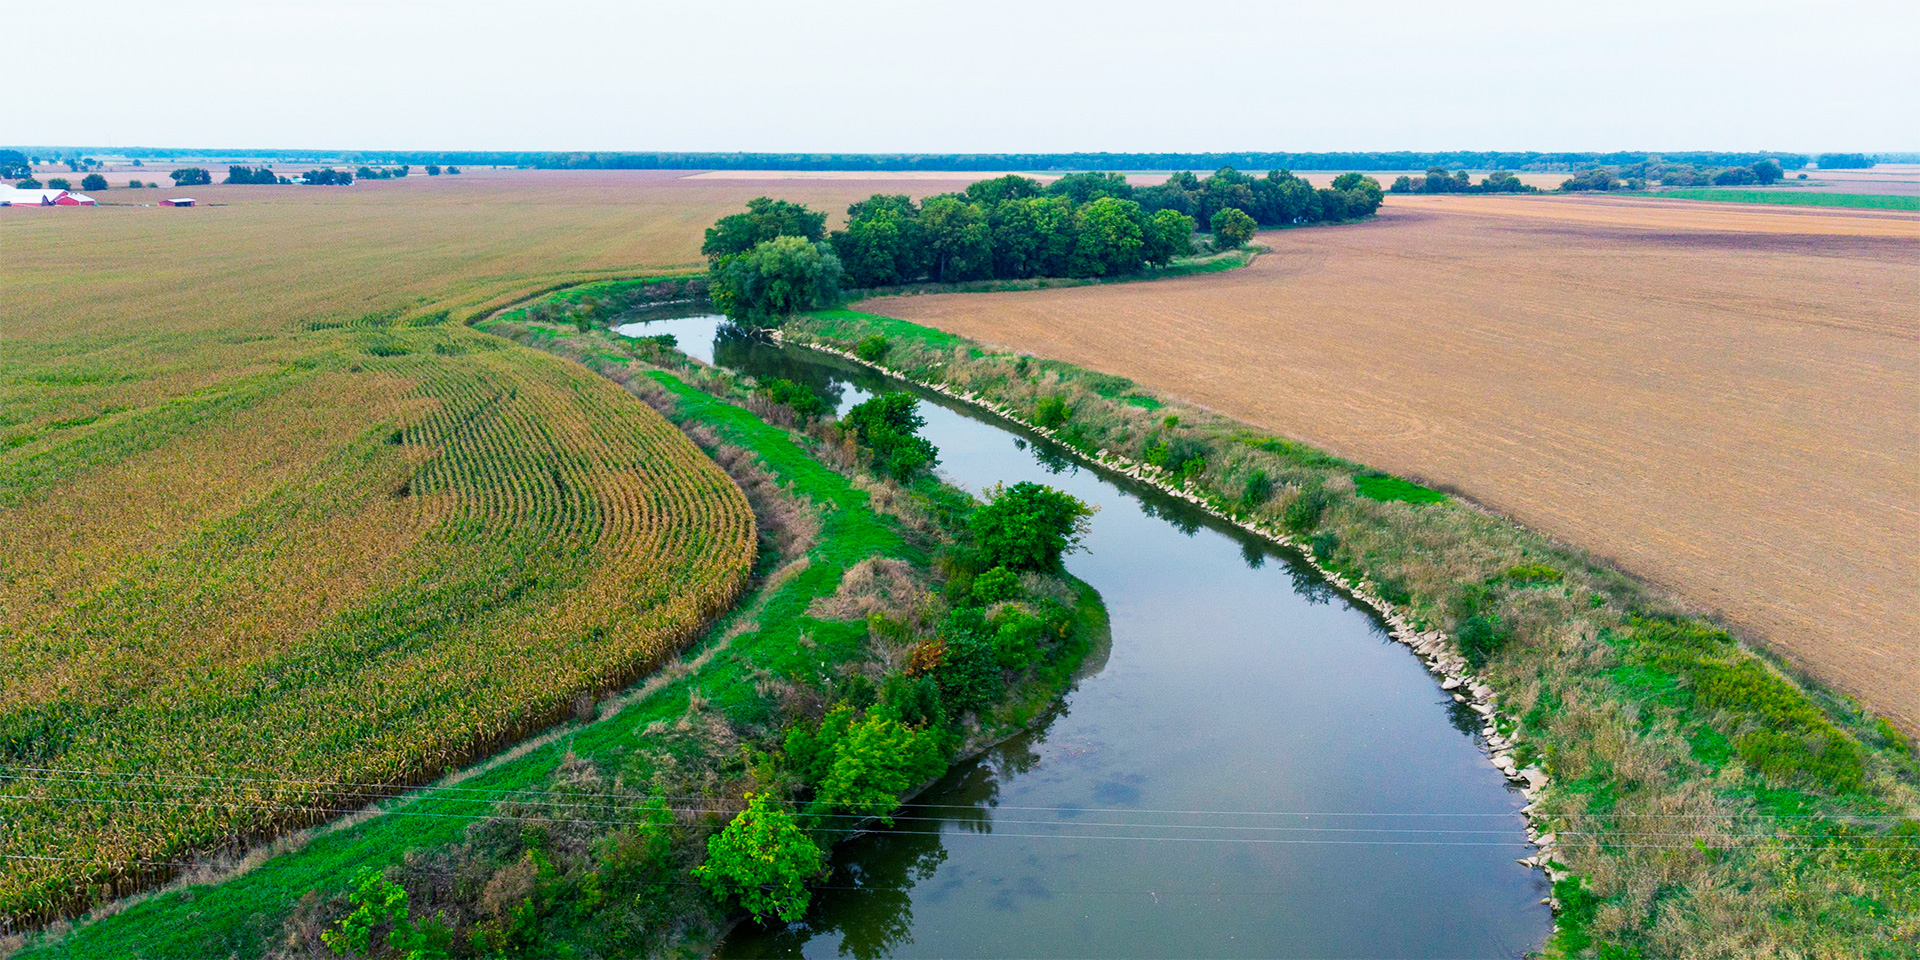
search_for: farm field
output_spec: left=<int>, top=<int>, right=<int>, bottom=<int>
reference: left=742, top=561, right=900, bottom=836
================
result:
left=863, top=192, right=1920, bottom=733
left=0, top=169, right=990, bottom=927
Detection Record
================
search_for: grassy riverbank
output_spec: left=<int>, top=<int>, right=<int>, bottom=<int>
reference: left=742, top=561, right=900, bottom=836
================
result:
left=784, top=308, right=1919, bottom=959
left=14, top=308, right=1105, bottom=959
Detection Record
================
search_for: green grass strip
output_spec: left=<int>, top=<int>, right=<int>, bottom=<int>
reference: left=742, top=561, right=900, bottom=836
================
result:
left=1649, top=189, right=1920, bottom=211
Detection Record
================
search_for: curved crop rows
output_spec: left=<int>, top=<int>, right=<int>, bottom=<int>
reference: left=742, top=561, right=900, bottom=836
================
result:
left=0, top=326, right=756, bottom=928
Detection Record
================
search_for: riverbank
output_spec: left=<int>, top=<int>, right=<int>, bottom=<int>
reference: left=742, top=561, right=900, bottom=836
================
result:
left=10, top=309, right=1106, bottom=958
left=780, top=308, right=1919, bottom=959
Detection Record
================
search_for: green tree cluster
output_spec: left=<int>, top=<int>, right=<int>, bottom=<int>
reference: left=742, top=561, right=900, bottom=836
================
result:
left=1133, top=167, right=1383, bottom=228
left=970, top=481, right=1095, bottom=572
left=0, top=149, right=28, bottom=179
left=224, top=165, right=280, bottom=185
left=80, top=173, right=107, bottom=191
left=840, top=392, right=937, bottom=480
left=169, top=167, right=212, bottom=186
left=693, top=793, right=826, bottom=924
left=301, top=168, right=355, bottom=185
left=708, top=234, right=844, bottom=328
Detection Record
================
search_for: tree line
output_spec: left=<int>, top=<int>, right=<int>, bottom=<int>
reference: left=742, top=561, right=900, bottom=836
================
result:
left=698, top=171, right=1382, bottom=323
left=1388, top=169, right=1535, bottom=194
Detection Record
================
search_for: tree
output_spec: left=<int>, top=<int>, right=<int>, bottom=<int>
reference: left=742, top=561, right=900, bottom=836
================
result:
left=1712, top=166, right=1759, bottom=186
left=1331, top=172, right=1368, bottom=191
left=815, top=713, right=945, bottom=824
left=80, top=174, right=107, bottom=191
left=1068, top=196, right=1145, bottom=277
left=1046, top=171, right=1133, bottom=204
left=702, top=197, right=828, bottom=264
left=14, top=177, right=41, bottom=189
left=1561, top=168, right=1618, bottom=192
left=708, top=235, right=844, bottom=328
left=224, top=165, right=276, bottom=185
left=1141, top=208, right=1195, bottom=266
left=917, top=195, right=992, bottom=282
left=0, top=149, right=27, bottom=179
left=970, top=482, right=1093, bottom=572
left=446, top=165, right=460, bottom=174
left=841, top=392, right=937, bottom=480
left=1750, top=159, right=1782, bottom=185
left=170, top=167, right=212, bottom=186
left=1815, top=153, right=1873, bottom=169
left=831, top=195, right=923, bottom=287
left=694, top=793, right=826, bottom=924
left=963, top=174, right=1042, bottom=205
left=425, top=164, right=441, bottom=176
left=1250, top=170, right=1316, bottom=224
left=1209, top=207, right=1256, bottom=249
left=45, top=178, right=72, bottom=191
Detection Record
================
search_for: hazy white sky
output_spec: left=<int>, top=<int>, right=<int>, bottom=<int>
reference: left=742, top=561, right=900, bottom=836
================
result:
left=7, top=0, right=1915, bottom=152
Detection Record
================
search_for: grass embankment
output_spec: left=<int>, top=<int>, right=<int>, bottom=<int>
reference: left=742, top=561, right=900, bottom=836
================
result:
left=1648, top=189, right=1920, bottom=211
left=787, top=308, right=1920, bottom=959
left=19, top=300, right=1105, bottom=959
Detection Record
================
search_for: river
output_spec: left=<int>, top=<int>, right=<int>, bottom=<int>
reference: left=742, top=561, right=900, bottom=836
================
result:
left=613, top=312, right=1551, bottom=959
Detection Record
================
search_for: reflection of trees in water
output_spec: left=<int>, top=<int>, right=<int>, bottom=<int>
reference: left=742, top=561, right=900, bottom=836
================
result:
left=1136, top=497, right=1204, bottom=537
left=1010, top=437, right=1077, bottom=476
left=713, top=329, right=855, bottom=409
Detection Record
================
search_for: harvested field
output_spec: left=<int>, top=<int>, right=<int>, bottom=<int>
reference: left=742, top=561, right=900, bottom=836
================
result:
left=863, top=193, right=1920, bottom=732
left=0, top=169, right=985, bottom=927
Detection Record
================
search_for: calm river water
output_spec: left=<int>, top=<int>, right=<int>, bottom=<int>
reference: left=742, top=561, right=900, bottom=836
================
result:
left=615, top=312, right=1550, bottom=959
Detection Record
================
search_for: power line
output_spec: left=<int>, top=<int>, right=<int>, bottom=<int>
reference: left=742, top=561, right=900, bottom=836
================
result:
left=6, top=767, right=1908, bottom=822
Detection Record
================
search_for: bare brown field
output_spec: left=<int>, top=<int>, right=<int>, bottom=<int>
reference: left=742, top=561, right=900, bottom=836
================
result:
left=864, top=193, right=1920, bottom=731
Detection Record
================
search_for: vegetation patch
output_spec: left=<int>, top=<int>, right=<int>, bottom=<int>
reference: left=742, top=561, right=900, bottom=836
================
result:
left=1354, top=472, right=1446, bottom=504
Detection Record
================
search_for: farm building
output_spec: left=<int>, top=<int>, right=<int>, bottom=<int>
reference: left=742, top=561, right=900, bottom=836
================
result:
left=161, top=197, right=196, bottom=207
left=0, top=187, right=96, bottom=206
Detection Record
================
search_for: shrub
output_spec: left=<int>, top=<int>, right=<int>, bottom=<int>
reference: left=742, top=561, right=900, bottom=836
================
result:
left=990, top=608, right=1045, bottom=667
left=322, top=869, right=452, bottom=959
left=760, top=378, right=830, bottom=424
left=970, top=482, right=1094, bottom=572
left=1505, top=564, right=1564, bottom=584
left=1282, top=484, right=1333, bottom=534
left=1033, top=394, right=1070, bottom=428
left=816, top=713, right=945, bottom=824
left=1456, top=614, right=1509, bottom=668
left=1210, top=207, right=1257, bottom=249
left=854, top=334, right=891, bottom=363
left=936, top=632, right=1004, bottom=714
left=841, top=392, right=938, bottom=480
left=693, top=792, right=825, bottom=923
left=971, top=566, right=1022, bottom=604
left=1239, top=469, right=1273, bottom=511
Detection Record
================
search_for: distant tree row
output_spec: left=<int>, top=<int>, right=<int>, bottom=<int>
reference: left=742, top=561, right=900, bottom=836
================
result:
left=1387, top=168, right=1535, bottom=194
left=1561, top=158, right=1788, bottom=192
left=1133, top=168, right=1385, bottom=227
left=1815, top=153, right=1874, bottom=169
left=224, top=165, right=286, bottom=185
left=355, top=165, right=409, bottom=180
left=170, top=167, right=213, bottom=186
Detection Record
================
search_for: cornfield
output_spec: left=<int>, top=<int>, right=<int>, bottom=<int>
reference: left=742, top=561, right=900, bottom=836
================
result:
left=0, top=175, right=807, bottom=928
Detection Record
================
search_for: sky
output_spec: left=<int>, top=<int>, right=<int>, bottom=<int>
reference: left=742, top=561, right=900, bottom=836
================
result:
left=6, top=0, right=1915, bottom=153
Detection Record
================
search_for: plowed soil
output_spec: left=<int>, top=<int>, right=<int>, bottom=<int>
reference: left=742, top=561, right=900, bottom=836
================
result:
left=864, top=194, right=1920, bottom=731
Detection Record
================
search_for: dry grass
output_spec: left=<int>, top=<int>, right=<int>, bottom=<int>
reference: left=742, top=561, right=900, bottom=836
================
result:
left=862, top=193, right=1920, bottom=733
left=1, top=170, right=987, bottom=928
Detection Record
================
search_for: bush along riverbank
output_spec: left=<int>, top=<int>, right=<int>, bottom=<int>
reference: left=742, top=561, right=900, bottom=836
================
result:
left=779, top=308, right=1920, bottom=959
left=15, top=306, right=1105, bottom=960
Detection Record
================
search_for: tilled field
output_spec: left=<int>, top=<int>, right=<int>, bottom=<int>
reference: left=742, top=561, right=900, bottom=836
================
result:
left=864, top=194, right=1920, bottom=732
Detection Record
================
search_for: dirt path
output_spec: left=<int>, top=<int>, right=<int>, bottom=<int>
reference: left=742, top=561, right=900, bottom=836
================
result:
left=864, top=194, right=1920, bottom=733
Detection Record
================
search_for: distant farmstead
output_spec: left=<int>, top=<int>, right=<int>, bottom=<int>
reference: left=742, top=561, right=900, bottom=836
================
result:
left=161, top=197, right=196, bottom=207
left=0, top=187, right=96, bottom=207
